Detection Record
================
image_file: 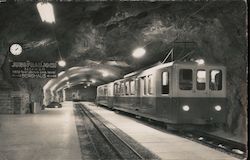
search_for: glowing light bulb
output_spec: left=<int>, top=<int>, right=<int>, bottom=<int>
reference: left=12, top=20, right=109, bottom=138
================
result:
left=132, top=48, right=146, bottom=58
left=100, top=70, right=109, bottom=77
left=195, top=59, right=205, bottom=65
left=214, top=105, right=222, bottom=111
left=58, top=60, right=66, bottom=67
left=182, top=105, right=190, bottom=111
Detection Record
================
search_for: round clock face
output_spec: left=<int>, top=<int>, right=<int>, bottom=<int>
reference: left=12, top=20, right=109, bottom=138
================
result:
left=10, top=43, right=22, bottom=55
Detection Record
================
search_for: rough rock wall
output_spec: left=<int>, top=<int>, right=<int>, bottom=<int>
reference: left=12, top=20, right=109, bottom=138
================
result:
left=0, top=91, right=29, bottom=114
left=135, top=1, right=247, bottom=136
left=174, top=15, right=247, bottom=135
left=43, top=89, right=52, bottom=106
left=0, top=92, right=12, bottom=113
left=186, top=4, right=247, bottom=137
left=0, top=39, right=45, bottom=113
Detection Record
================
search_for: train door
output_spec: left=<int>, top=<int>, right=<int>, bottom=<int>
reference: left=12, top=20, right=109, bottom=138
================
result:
left=139, top=74, right=155, bottom=112
left=158, top=69, right=173, bottom=120
left=139, top=76, right=146, bottom=111
left=107, top=83, right=114, bottom=108
left=135, top=78, right=140, bottom=109
left=207, top=68, right=226, bottom=97
left=113, top=82, right=119, bottom=108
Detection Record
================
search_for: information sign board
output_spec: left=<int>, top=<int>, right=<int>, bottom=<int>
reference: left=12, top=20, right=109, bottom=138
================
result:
left=10, top=61, right=57, bottom=78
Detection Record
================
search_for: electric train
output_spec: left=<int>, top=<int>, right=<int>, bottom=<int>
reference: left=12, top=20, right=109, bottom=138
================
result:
left=96, top=61, right=227, bottom=125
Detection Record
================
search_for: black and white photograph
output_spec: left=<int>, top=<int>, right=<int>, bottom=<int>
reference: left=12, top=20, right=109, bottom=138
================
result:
left=0, top=0, right=248, bottom=160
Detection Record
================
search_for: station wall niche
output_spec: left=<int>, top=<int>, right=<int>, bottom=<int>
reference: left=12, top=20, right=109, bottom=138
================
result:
left=64, top=85, right=97, bottom=102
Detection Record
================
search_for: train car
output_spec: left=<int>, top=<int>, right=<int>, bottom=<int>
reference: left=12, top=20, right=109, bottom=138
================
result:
left=96, top=61, right=227, bottom=126
left=96, top=82, right=114, bottom=108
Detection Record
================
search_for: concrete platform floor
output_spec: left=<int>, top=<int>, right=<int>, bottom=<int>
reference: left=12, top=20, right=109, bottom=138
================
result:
left=0, top=102, right=81, bottom=160
left=82, top=102, right=239, bottom=160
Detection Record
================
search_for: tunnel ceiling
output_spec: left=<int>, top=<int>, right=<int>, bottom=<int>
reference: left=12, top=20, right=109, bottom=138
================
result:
left=0, top=1, right=247, bottom=92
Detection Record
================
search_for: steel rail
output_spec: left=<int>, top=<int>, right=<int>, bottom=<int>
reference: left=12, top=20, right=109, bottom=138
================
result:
left=195, top=130, right=246, bottom=155
left=78, top=103, right=144, bottom=160
left=91, top=103, right=246, bottom=159
left=182, top=130, right=247, bottom=159
left=74, top=104, right=102, bottom=160
left=78, top=105, right=124, bottom=159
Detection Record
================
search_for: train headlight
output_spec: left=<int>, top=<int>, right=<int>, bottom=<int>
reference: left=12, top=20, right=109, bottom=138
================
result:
left=182, top=105, right=190, bottom=111
left=214, top=105, right=222, bottom=111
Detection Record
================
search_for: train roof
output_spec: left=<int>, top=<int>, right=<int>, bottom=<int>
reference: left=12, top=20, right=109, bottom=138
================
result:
left=113, top=78, right=125, bottom=83
left=124, top=61, right=225, bottom=78
left=97, top=81, right=114, bottom=88
left=124, top=62, right=174, bottom=78
left=97, top=60, right=226, bottom=87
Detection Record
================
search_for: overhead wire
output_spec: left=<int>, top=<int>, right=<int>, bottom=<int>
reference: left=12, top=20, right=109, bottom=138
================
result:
left=169, top=1, right=214, bottom=62
left=51, top=26, right=63, bottom=60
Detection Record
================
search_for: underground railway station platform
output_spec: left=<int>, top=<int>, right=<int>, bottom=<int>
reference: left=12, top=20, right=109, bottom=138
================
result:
left=0, top=102, right=82, bottom=160
left=0, top=101, right=241, bottom=160
left=80, top=102, right=240, bottom=160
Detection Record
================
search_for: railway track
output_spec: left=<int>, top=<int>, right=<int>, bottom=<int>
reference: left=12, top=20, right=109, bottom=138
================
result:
left=106, top=106, right=247, bottom=159
left=179, top=130, right=247, bottom=159
left=140, top=119, right=247, bottom=159
left=74, top=103, right=159, bottom=160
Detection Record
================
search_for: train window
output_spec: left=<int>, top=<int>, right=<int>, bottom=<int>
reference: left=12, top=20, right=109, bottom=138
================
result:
left=130, top=80, right=135, bottom=95
left=118, top=83, right=120, bottom=94
left=210, top=70, right=222, bottom=90
left=114, top=84, right=117, bottom=94
left=99, top=87, right=102, bottom=96
left=197, top=70, right=206, bottom=90
left=148, top=75, right=153, bottom=94
left=104, top=87, right=107, bottom=96
left=179, top=69, right=193, bottom=90
left=114, top=83, right=119, bottom=95
left=140, top=77, right=147, bottom=95
left=121, top=82, right=125, bottom=95
left=143, top=78, right=147, bottom=95
left=162, top=72, right=169, bottom=94
left=98, top=88, right=101, bottom=96
left=125, top=81, right=130, bottom=95
left=100, top=88, right=103, bottom=96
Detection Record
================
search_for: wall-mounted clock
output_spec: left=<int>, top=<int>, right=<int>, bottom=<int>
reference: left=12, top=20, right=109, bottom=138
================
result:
left=10, top=43, right=23, bottom=56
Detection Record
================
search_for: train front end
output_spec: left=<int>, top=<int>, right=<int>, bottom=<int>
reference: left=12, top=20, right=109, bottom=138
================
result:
left=171, top=62, right=227, bottom=125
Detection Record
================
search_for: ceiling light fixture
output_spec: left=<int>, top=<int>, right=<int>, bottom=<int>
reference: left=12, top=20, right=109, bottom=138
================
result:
left=36, top=2, right=55, bottom=24
left=195, top=59, right=205, bottom=65
left=58, top=60, right=66, bottom=67
left=37, top=2, right=66, bottom=69
left=132, top=47, right=146, bottom=58
left=58, top=71, right=65, bottom=77
left=102, top=70, right=109, bottom=77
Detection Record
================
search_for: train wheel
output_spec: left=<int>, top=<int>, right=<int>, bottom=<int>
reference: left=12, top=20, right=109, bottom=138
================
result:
left=204, top=123, right=221, bottom=132
left=135, top=115, right=141, bottom=119
left=115, top=110, right=120, bottom=114
left=163, top=123, right=168, bottom=130
left=147, top=118, right=152, bottom=123
left=214, top=122, right=227, bottom=130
